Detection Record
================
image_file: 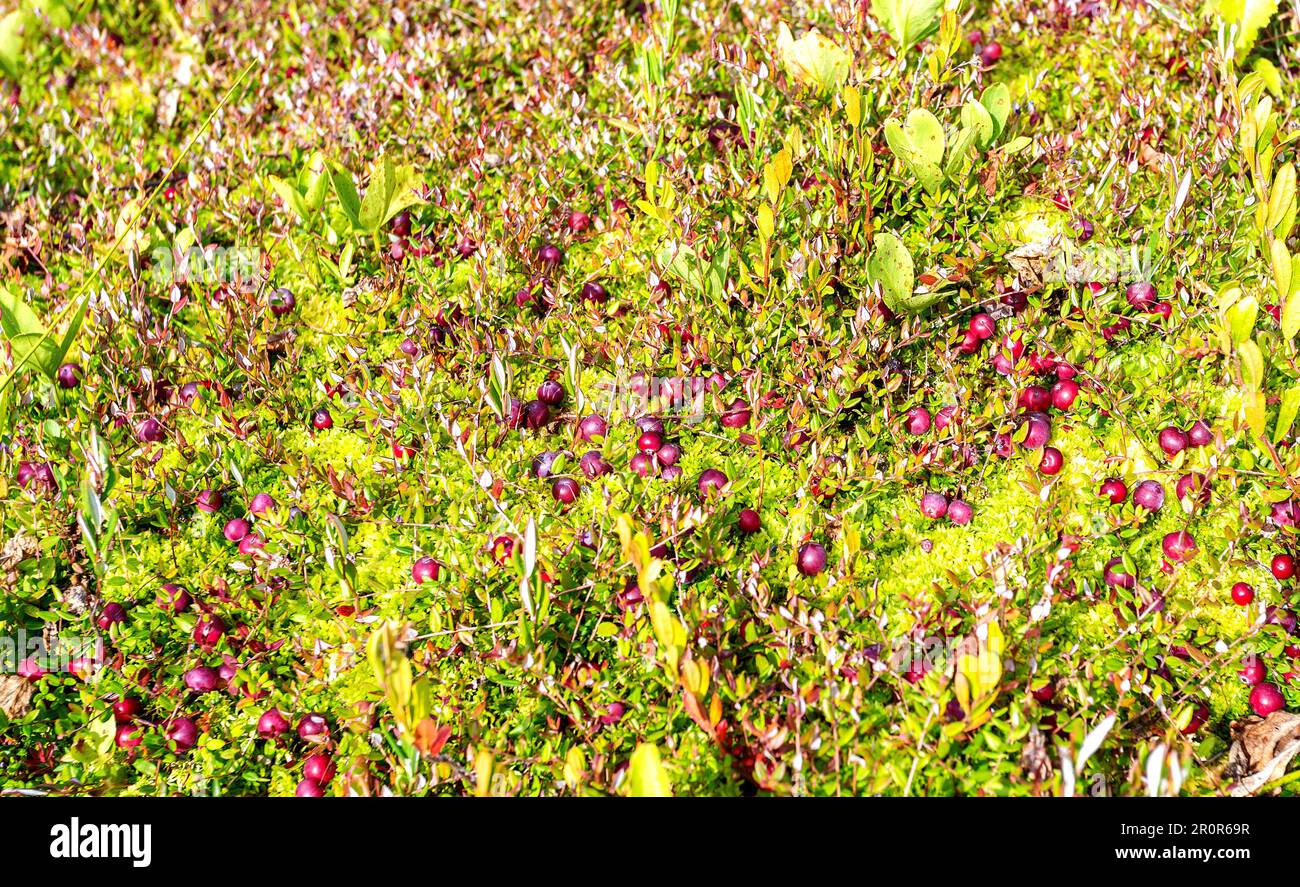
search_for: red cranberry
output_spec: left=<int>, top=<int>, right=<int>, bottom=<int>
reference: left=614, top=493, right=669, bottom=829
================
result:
left=947, top=499, right=973, bottom=525
left=113, top=697, right=143, bottom=723
left=920, top=492, right=949, bottom=519
left=1249, top=683, right=1285, bottom=717
left=797, top=542, right=827, bottom=577
left=297, top=713, right=330, bottom=743
left=1039, top=446, right=1064, bottom=475
left=1239, top=657, right=1267, bottom=686
left=1126, top=281, right=1157, bottom=309
left=1272, top=554, right=1295, bottom=581
left=1019, top=386, right=1052, bottom=412
left=258, top=708, right=291, bottom=739
left=303, top=752, right=336, bottom=784
left=1018, top=412, right=1051, bottom=449
left=296, top=778, right=325, bottom=797
left=720, top=399, right=752, bottom=429
left=312, top=408, right=333, bottom=430
left=580, top=450, right=610, bottom=478
left=580, top=281, right=607, bottom=303
left=1181, top=703, right=1209, bottom=735
left=1187, top=420, right=1212, bottom=448
left=1050, top=380, right=1079, bottom=411
left=184, top=666, right=220, bottom=694
left=196, top=489, right=223, bottom=512
left=1232, top=582, right=1255, bottom=606
left=537, top=380, right=566, bottom=406
left=737, top=508, right=761, bottom=534
left=1158, top=426, right=1189, bottom=457
left=636, top=431, right=662, bottom=454
left=97, top=602, right=128, bottom=630
left=1103, top=556, right=1137, bottom=589
left=56, top=362, right=81, bottom=388
left=969, top=313, right=995, bottom=339
left=577, top=414, right=607, bottom=441
left=270, top=288, right=297, bottom=316
left=115, top=724, right=143, bottom=750
left=697, top=468, right=728, bottom=498
left=412, top=557, right=440, bottom=584
left=193, top=616, right=225, bottom=647
left=158, top=583, right=191, bottom=613
left=522, top=399, right=551, bottom=430
left=167, top=717, right=198, bottom=751
left=980, top=41, right=1002, bottom=65
left=904, top=407, right=931, bottom=435
left=551, top=477, right=580, bottom=504
left=629, top=453, right=656, bottom=477
left=538, top=243, right=564, bottom=266
left=249, top=492, right=276, bottom=516
left=137, top=417, right=165, bottom=442
left=1175, top=472, right=1210, bottom=506
left=1161, top=531, right=1197, bottom=563
left=1133, top=480, right=1165, bottom=511
left=1099, top=478, right=1128, bottom=504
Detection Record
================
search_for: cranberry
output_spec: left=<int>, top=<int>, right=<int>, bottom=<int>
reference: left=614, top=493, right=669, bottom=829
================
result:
left=1099, top=478, right=1128, bottom=504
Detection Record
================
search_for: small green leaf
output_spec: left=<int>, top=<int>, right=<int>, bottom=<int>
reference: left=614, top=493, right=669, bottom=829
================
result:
left=960, top=100, right=995, bottom=148
left=1275, top=386, right=1300, bottom=442
left=981, top=84, right=1012, bottom=138
left=1240, top=338, right=1265, bottom=391
left=628, top=743, right=673, bottom=797
left=330, top=167, right=362, bottom=227
left=1226, top=293, right=1259, bottom=345
left=873, top=0, right=944, bottom=52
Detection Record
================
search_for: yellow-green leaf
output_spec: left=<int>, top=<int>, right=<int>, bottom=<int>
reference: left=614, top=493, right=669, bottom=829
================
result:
left=628, top=743, right=673, bottom=797
left=1271, top=239, right=1291, bottom=301
left=775, top=22, right=851, bottom=94
left=1284, top=290, right=1300, bottom=340
left=1268, top=164, right=1295, bottom=230
left=1240, top=338, right=1265, bottom=391
left=1275, top=386, right=1300, bottom=442
left=1226, top=293, right=1259, bottom=345
left=757, top=204, right=775, bottom=242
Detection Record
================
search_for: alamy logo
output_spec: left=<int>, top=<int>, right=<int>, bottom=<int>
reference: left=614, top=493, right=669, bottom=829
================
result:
left=49, top=818, right=151, bottom=868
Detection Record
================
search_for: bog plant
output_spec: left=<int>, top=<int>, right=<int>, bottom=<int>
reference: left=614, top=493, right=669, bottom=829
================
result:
left=1, top=0, right=1299, bottom=799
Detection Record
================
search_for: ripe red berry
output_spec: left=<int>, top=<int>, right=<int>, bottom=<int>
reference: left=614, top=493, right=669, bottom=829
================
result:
left=1161, top=530, right=1197, bottom=563
left=1038, top=446, right=1063, bottom=475
left=1249, top=683, right=1285, bottom=717
left=1019, top=386, right=1051, bottom=412
left=1050, top=380, right=1079, bottom=411
left=258, top=708, right=291, bottom=739
left=969, top=313, right=995, bottom=340
left=919, top=492, right=949, bottom=519
left=412, top=556, right=440, bottom=584
left=551, top=477, right=580, bottom=504
left=947, top=499, right=973, bottom=525
left=1231, top=582, right=1255, bottom=606
left=737, top=508, right=761, bottom=534
left=1239, top=657, right=1267, bottom=687
left=797, top=542, right=827, bottom=577
left=1099, top=478, right=1127, bottom=504
left=904, top=407, right=931, bottom=435
left=312, top=408, right=333, bottom=430
left=637, top=431, right=662, bottom=454
left=1272, top=554, right=1295, bottom=581
left=1133, top=480, right=1165, bottom=511
left=1158, top=426, right=1189, bottom=457
left=1126, top=281, right=1157, bottom=309
left=697, top=468, right=728, bottom=498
